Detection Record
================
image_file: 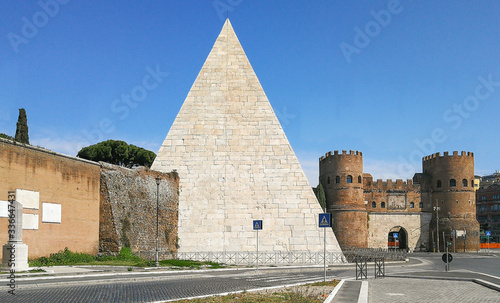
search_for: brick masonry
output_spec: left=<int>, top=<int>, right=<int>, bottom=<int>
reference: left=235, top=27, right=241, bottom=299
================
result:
left=99, top=163, right=179, bottom=260
left=0, top=138, right=100, bottom=259
left=320, top=150, right=480, bottom=252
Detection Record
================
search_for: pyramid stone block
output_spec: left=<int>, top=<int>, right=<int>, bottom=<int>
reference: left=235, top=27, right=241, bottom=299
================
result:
left=152, top=20, right=342, bottom=259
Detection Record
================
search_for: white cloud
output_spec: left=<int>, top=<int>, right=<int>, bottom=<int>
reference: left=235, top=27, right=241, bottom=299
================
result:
left=30, top=136, right=87, bottom=157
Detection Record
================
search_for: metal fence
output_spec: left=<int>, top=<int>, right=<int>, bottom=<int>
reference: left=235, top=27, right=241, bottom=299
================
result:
left=342, top=248, right=408, bottom=262
left=177, top=251, right=347, bottom=266
left=177, top=248, right=407, bottom=266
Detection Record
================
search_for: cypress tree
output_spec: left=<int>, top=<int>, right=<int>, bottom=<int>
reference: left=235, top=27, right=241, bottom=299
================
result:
left=15, top=108, right=29, bottom=144
left=316, top=183, right=327, bottom=212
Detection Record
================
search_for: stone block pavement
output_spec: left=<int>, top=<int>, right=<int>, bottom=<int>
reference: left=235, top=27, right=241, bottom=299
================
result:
left=327, top=273, right=500, bottom=303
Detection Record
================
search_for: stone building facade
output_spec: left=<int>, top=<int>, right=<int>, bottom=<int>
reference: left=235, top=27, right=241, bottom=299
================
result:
left=152, top=19, right=343, bottom=262
left=320, top=150, right=480, bottom=252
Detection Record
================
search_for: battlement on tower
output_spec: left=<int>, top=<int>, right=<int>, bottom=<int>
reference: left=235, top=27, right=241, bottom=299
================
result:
left=368, top=178, right=418, bottom=190
left=423, top=151, right=474, bottom=162
left=320, top=150, right=363, bottom=162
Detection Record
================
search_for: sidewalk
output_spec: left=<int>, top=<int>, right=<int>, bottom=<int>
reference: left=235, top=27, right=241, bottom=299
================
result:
left=326, top=270, right=500, bottom=303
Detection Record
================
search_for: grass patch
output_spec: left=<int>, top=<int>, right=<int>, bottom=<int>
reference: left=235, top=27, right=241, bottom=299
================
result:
left=169, top=292, right=325, bottom=303
left=28, top=247, right=223, bottom=269
left=169, top=280, right=339, bottom=302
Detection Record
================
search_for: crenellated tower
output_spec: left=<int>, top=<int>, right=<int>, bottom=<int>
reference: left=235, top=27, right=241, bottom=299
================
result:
left=423, top=151, right=480, bottom=251
left=319, top=150, right=367, bottom=250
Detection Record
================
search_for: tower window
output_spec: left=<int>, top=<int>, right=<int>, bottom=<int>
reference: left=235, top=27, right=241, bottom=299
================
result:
left=437, top=180, right=442, bottom=188
left=419, top=202, right=423, bottom=208
left=381, top=202, right=386, bottom=208
left=335, top=176, right=340, bottom=183
left=471, top=180, right=474, bottom=187
left=450, top=179, right=456, bottom=187
left=410, top=202, right=415, bottom=208
left=358, top=175, right=362, bottom=183
left=372, top=201, right=376, bottom=208
left=347, top=175, right=353, bottom=183
left=327, top=177, right=330, bottom=184
left=462, top=179, right=468, bottom=187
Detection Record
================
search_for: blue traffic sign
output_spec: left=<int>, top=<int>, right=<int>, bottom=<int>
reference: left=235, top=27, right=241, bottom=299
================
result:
left=393, top=233, right=399, bottom=239
left=319, top=213, right=331, bottom=228
left=486, top=231, right=491, bottom=237
left=253, top=220, right=262, bottom=230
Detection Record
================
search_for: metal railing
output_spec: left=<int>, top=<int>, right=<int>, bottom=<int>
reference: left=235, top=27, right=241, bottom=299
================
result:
left=177, top=251, right=347, bottom=266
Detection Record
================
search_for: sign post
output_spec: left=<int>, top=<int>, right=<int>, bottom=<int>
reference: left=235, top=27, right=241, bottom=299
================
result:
left=253, top=220, right=262, bottom=270
left=393, top=233, right=399, bottom=249
left=319, top=213, right=331, bottom=282
left=486, top=231, right=491, bottom=253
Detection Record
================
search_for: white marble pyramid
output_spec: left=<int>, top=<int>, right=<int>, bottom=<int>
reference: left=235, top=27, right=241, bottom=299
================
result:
left=152, top=20, right=342, bottom=260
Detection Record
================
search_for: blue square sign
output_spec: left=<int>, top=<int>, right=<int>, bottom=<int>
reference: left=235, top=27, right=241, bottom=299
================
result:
left=319, top=213, right=331, bottom=228
left=486, top=231, right=491, bottom=237
left=253, top=220, right=262, bottom=230
left=393, top=233, right=399, bottom=239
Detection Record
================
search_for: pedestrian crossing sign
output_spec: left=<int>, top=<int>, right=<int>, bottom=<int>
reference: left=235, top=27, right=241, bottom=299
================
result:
left=253, top=220, right=263, bottom=230
left=318, top=213, right=331, bottom=228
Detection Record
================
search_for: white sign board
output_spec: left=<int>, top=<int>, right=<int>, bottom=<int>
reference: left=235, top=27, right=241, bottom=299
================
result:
left=42, top=203, right=62, bottom=223
left=16, top=189, right=40, bottom=209
left=22, top=214, right=39, bottom=230
left=455, top=230, right=466, bottom=237
left=0, top=200, right=9, bottom=217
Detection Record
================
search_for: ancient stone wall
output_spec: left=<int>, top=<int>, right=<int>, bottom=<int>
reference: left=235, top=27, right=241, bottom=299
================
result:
left=99, top=163, right=179, bottom=260
left=0, top=138, right=100, bottom=259
left=367, top=213, right=432, bottom=251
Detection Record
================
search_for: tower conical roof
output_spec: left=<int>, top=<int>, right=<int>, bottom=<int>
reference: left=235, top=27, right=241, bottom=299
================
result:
left=152, top=20, right=342, bottom=256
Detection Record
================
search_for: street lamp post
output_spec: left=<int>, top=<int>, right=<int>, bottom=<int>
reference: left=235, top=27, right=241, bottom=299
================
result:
left=434, top=199, right=440, bottom=253
left=155, top=176, right=161, bottom=267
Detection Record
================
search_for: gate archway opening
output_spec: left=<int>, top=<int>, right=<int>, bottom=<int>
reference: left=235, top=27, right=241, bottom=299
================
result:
left=388, top=226, right=408, bottom=250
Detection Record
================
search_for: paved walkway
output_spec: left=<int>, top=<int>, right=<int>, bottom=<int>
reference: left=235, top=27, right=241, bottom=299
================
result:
left=327, top=271, right=500, bottom=303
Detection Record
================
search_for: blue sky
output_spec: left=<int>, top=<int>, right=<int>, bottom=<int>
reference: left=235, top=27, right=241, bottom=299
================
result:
left=1, top=1, right=499, bottom=185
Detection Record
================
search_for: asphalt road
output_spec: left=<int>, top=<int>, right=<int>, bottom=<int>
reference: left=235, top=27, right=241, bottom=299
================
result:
left=0, top=267, right=348, bottom=303
left=1, top=251, right=498, bottom=303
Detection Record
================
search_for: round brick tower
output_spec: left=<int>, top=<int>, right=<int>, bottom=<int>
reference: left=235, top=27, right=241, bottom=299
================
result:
left=319, top=150, right=367, bottom=250
left=423, top=151, right=480, bottom=251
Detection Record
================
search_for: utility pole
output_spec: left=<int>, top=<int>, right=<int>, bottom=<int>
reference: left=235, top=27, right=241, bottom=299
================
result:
left=434, top=199, right=440, bottom=253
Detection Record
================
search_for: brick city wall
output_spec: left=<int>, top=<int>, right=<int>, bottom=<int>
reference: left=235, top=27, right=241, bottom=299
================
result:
left=99, top=163, right=179, bottom=260
left=0, top=138, right=100, bottom=259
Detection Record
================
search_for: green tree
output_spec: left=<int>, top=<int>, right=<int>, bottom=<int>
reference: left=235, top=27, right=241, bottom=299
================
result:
left=77, top=140, right=156, bottom=168
left=15, top=108, right=29, bottom=144
left=0, top=133, right=14, bottom=140
left=315, top=183, right=327, bottom=212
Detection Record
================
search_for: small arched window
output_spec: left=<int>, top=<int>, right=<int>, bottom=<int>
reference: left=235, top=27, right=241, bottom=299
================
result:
left=381, top=202, right=386, bottom=208
left=419, top=202, right=423, bottom=208
left=372, top=201, right=376, bottom=208
left=437, top=180, right=442, bottom=188
left=471, top=180, right=475, bottom=187
left=462, top=179, right=468, bottom=187
left=450, top=179, right=456, bottom=187
left=347, top=175, right=353, bottom=183
left=410, top=202, right=415, bottom=208
left=327, top=177, right=330, bottom=184
left=335, top=176, right=340, bottom=184
left=358, top=176, right=362, bottom=183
